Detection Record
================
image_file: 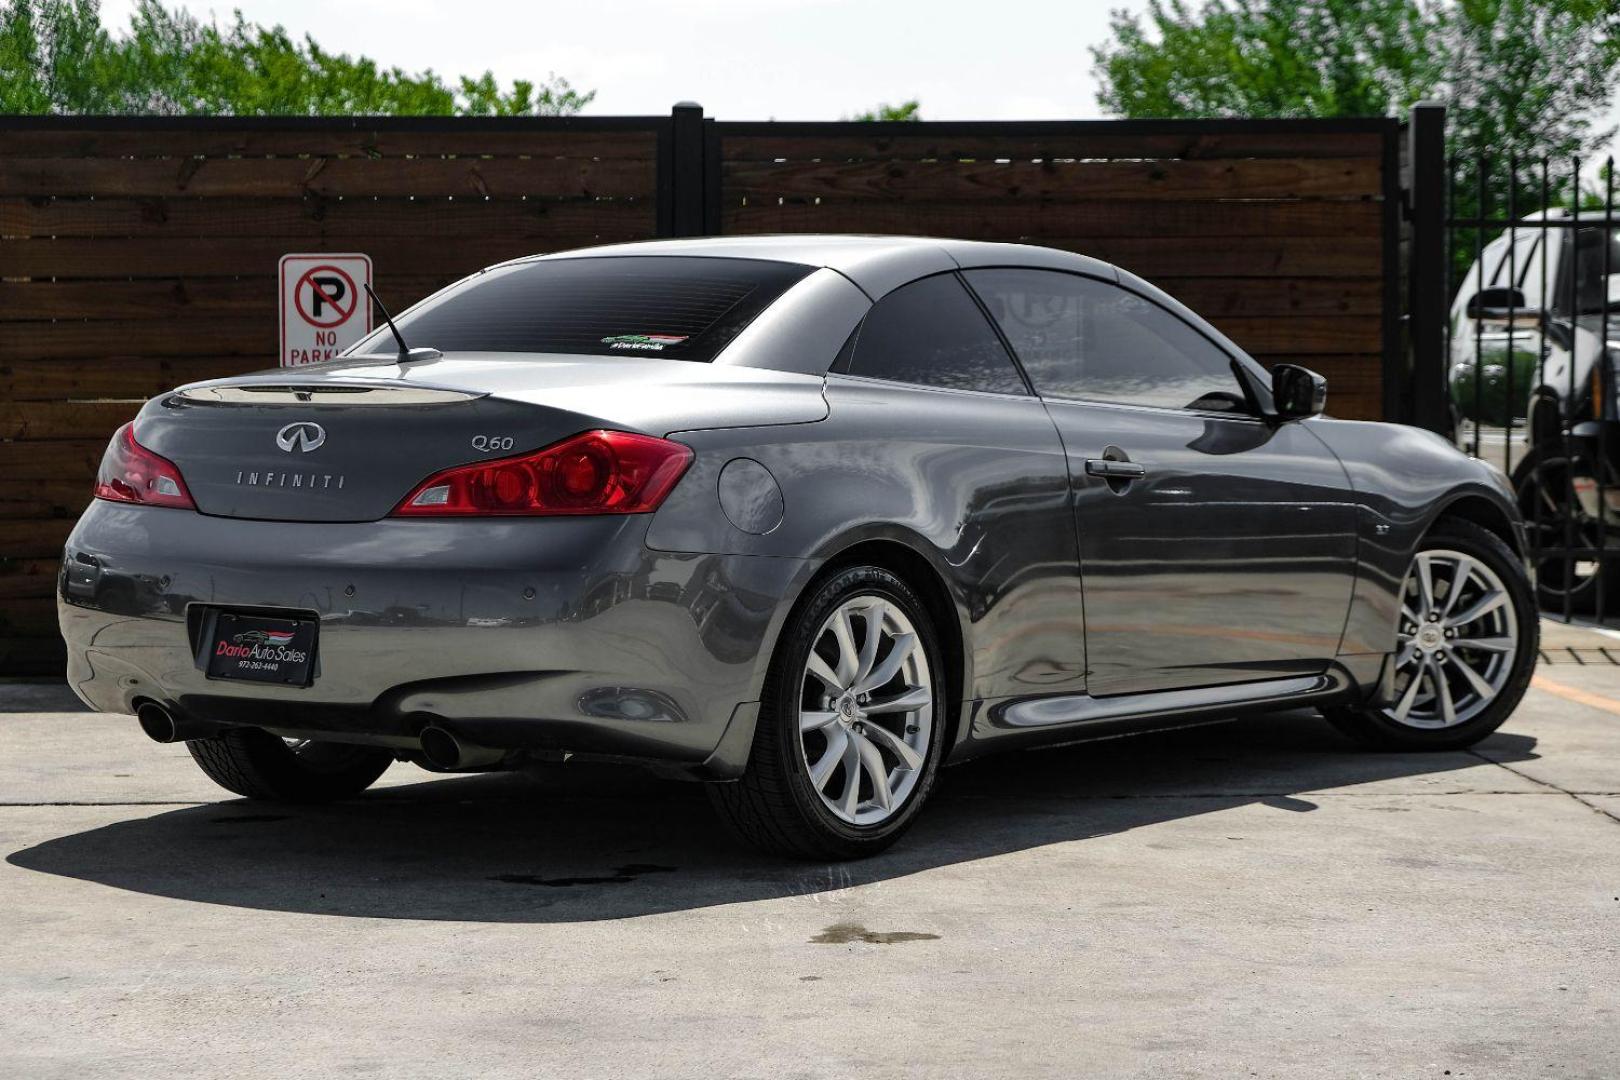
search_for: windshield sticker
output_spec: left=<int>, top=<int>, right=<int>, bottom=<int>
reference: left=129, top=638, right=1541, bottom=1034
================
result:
left=601, top=334, right=689, bottom=352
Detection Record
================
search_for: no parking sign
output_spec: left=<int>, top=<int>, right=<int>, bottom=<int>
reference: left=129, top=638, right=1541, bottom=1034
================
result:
left=278, top=253, right=373, bottom=367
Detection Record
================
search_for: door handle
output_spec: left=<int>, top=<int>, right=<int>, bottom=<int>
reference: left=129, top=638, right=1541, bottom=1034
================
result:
left=1085, top=458, right=1147, bottom=479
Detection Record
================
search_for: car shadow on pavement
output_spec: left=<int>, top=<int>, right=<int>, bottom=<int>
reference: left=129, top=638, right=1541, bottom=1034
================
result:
left=7, top=711, right=1538, bottom=923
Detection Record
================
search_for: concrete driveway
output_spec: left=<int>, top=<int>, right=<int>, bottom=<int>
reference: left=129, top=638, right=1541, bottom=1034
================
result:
left=1, top=651, right=1616, bottom=1079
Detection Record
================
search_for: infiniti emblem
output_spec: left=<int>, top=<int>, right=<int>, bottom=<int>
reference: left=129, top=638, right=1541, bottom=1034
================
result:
left=276, top=421, right=326, bottom=453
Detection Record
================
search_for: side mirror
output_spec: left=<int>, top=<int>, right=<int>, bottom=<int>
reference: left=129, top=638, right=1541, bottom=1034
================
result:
left=1466, top=286, right=1543, bottom=326
left=1273, top=363, right=1327, bottom=421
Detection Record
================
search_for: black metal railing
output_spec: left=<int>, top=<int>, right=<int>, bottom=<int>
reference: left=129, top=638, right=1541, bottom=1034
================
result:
left=1441, top=148, right=1617, bottom=622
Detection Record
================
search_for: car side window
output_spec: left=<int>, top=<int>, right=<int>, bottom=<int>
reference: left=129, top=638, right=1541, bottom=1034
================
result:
left=844, top=273, right=1028, bottom=395
left=964, top=268, right=1248, bottom=413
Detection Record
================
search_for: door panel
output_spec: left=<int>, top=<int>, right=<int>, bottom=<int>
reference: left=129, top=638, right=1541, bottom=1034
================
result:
left=1047, top=402, right=1359, bottom=696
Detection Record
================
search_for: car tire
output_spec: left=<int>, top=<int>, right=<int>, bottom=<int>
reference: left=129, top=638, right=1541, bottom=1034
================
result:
left=1324, top=518, right=1538, bottom=751
left=708, top=565, right=948, bottom=860
left=187, top=728, right=394, bottom=802
left=1511, top=441, right=1620, bottom=614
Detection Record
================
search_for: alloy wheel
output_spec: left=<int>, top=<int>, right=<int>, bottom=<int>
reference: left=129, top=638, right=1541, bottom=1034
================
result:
left=1383, top=548, right=1520, bottom=729
left=797, top=596, right=933, bottom=826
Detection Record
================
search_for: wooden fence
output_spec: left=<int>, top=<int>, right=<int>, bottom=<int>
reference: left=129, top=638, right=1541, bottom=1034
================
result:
left=0, top=108, right=1402, bottom=675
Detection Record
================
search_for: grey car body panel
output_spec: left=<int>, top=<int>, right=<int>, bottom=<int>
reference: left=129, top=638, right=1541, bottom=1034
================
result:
left=58, top=235, right=1527, bottom=779
left=60, top=504, right=803, bottom=772
left=1303, top=418, right=1524, bottom=657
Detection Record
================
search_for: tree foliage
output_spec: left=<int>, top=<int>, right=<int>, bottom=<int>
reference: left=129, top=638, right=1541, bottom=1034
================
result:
left=847, top=99, right=922, bottom=122
left=1093, top=0, right=1619, bottom=170
left=0, top=0, right=594, bottom=115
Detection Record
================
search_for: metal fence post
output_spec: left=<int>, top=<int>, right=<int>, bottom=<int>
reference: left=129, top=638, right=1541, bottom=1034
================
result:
left=1407, top=102, right=1449, bottom=434
left=669, top=102, right=707, bottom=237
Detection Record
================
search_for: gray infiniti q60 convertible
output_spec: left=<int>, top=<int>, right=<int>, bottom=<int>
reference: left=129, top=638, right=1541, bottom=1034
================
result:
left=59, top=235, right=1538, bottom=858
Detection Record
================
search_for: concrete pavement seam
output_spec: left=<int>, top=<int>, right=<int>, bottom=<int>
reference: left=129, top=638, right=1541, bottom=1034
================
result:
left=1467, top=750, right=1620, bottom=827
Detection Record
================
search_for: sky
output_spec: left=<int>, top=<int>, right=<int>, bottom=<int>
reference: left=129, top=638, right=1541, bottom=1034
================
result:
left=94, top=0, right=1153, bottom=121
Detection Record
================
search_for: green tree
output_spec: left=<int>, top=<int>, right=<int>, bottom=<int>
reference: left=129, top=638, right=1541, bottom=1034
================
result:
left=847, top=99, right=922, bottom=122
left=1093, top=0, right=1620, bottom=277
left=0, top=0, right=594, bottom=116
left=1093, top=0, right=1616, bottom=174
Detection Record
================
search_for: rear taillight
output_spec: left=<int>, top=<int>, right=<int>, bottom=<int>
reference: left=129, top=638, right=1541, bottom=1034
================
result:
left=93, top=423, right=195, bottom=510
left=392, top=430, right=693, bottom=517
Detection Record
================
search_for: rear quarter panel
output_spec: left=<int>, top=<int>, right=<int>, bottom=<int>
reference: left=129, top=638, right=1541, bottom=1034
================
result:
left=647, top=377, right=1085, bottom=722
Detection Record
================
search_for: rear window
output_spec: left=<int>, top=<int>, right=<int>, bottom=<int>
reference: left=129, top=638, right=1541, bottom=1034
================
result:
left=349, top=256, right=814, bottom=362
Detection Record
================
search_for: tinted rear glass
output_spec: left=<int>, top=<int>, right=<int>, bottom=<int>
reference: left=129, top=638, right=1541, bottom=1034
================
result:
left=350, top=256, right=814, bottom=362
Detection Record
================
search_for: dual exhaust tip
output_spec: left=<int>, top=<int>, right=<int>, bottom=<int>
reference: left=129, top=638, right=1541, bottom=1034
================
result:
left=136, top=701, right=212, bottom=743
left=418, top=725, right=506, bottom=770
left=138, top=702, right=503, bottom=771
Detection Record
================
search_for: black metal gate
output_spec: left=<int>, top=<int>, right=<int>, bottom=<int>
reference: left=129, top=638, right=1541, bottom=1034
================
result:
left=1409, top=104, right=1619, bottom=622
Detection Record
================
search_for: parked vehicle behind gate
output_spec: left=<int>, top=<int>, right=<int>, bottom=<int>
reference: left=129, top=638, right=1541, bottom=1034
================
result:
left=60, top=236, right=1538, bottom=859
left=1449, top=209, right=1620, bottom=612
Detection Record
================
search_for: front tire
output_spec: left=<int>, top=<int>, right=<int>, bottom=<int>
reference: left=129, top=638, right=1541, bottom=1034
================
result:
left=709, top=565, right=947, bottom=860
left=187, top=729, right=394, bottom=802
left=1325, top=519, right=1537, bottom=750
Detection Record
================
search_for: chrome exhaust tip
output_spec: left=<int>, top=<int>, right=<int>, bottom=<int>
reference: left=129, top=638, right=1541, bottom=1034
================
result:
left=418, top=725, right=505, bottom=770
left=136, top=702, right=181, bottom=743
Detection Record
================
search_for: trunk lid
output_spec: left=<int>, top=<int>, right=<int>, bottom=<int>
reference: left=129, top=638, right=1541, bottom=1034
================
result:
left=134, top=354, right=826, bottom=523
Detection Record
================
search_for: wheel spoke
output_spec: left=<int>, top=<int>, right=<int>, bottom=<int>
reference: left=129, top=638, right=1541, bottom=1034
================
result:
left=1452, top=656, right=1499, bottom=702
left=809, top=728, right=847, bottom=790
left=856, top=632, right=916, bottom=693
left=1444, top=589, right=1505, bottom=629
left=1453, top=635, right=1515, bottom=654
left=1434, top=659, right=1457, bottom=725
left=1400, top=604, right=1423, bottom=630
left=861, top=721, right=923, bottom=771
left=831, top=607, right=860, bottom=687
left=863, top=685, right=931, bottom=714
left=1439, top=556, right=1475, bottom=619
left=1416, top=556, right=1437, bottom=612
left=1393, top=642, right=1419, bottom=672
left=854, top=731, right=892, bottom=811
left=1391, top=661, right=1425, bottom=723
left=806, top=652, right=843, bottom=692
left=854, top=604, right=884, bottom=685
left=799, top=709, right=839, bottom=733
left=837, top=733, right=862, bottom=818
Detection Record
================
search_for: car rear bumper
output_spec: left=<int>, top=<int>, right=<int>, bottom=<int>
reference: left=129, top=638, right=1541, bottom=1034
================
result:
left=58, top=502, right=809, bottom=777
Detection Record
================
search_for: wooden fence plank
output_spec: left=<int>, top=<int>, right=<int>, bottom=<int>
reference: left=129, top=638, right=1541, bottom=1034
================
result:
left=0, top=560, right=60, bottom=600
left=720, top=131, right=1385, bottom=162
left=3, top=318, right=272, bottom=361
left=724, top=158, right=1383, bottom=202
left=0, top=438, right=105, bottom=479
left=0, top=275, right=459, bottom=320
left=1038, top=236, right=1382, bottom=278
left=0, top=401, right=141, bottom=440
left=3, top=357, right=263, bottom=399
left=0, top=196, right=653, bottom=241
left=0, top=596, right=66, bottom=634
left=0, top=635, right=66, bottom=675
left=0, top=235, right=565, bottom=278
left=1150, top=277, right=1382, bottom=317
left=0, top=157, right=656, bottom=198
left=723, top=198, right=1381, bottom=239
left=1206, top=316, right=1381, bottom=355
left=0, top=128, right=659, bottom=159
left=0, top=518, right=75, bottom=558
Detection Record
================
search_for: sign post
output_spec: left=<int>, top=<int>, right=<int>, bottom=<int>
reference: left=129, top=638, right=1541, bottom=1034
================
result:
left=278, top=253, right=373, bottom=367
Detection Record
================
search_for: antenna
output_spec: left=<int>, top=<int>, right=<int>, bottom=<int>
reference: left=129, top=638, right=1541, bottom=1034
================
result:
left=363, top=284, right=439, bottom=363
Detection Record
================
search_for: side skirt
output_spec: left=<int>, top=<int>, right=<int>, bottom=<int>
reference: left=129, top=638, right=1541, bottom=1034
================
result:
left=957, top=664, right=1366, bottom=759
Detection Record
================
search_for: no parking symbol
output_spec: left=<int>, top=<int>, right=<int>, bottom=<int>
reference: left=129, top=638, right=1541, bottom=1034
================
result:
left=278, top=253, right=373, bottom=367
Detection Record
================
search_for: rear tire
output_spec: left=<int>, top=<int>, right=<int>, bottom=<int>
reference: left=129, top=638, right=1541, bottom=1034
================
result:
left=708, top=565, right=947, bottom=860
left=1324, top=518, right=1537, bottom=751
left=187, top=728, right=393, bottom=802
